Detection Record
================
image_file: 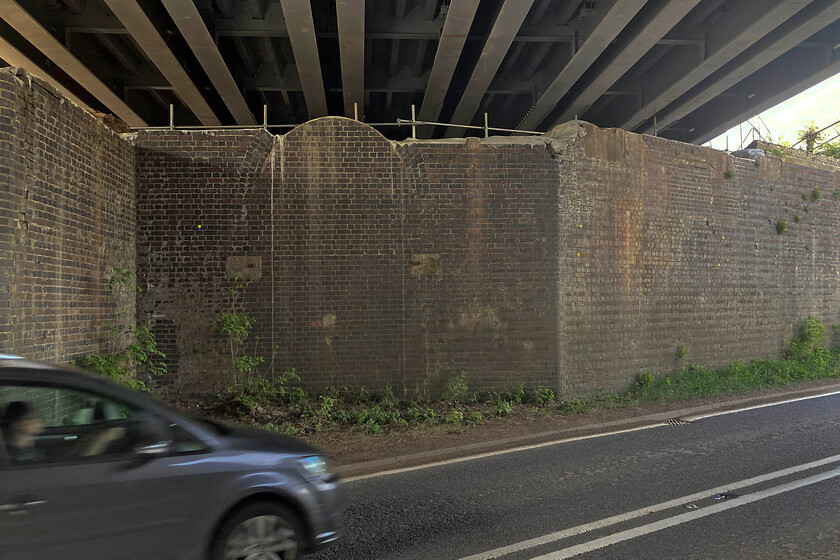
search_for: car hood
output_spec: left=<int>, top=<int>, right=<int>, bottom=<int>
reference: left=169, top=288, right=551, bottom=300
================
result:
left=216, top=423, right=322, bottom=456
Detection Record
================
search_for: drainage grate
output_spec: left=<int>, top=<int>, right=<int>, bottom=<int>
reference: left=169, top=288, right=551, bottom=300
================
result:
left=666, top=418, right=691, bottom=426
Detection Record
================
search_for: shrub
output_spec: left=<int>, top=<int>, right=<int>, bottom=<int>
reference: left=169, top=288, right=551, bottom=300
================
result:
left=535, top=386, right=556, bottom=406
left=220, top=375, right=277, bottom=416
left=73, top=269, right=166, bottom=391
left=444, top=371, right=469, bottom=404
left=785, top=316, right=826, bottom=359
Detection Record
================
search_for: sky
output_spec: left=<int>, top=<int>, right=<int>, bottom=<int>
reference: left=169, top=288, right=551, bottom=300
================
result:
left=706, top=72, right=840, bottom=151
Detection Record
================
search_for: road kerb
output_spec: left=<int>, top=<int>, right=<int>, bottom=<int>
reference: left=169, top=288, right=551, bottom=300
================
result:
left=334, top=381, right=840, bottom=479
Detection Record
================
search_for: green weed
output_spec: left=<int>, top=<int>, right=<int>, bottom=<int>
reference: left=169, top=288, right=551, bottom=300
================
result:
left=444, top=370, right=469, bottom=404
left=73, top=268, right=166, bottom=391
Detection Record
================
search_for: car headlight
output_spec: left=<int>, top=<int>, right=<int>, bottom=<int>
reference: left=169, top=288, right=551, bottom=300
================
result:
left=298, top=455, right=335, bottom=482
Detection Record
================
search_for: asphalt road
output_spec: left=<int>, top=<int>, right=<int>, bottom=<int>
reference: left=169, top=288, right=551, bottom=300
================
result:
left=311, top=393, right=840, bottom=559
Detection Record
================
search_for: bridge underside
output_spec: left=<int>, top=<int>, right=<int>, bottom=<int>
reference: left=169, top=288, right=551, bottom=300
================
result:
left=1, top=0, right=839, bottom=142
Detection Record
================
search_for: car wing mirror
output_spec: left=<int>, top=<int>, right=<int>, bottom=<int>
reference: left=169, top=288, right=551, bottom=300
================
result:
left=133, top=416, right=174, bottom=460
left=135, top=441, right=172, bottom=457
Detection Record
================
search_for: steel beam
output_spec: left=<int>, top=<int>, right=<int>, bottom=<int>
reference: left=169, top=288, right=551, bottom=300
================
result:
left=619, top=0, right=813, bottom=132
left=216, top=0, right=233, bottom=18
left=444, top=0, right=534, bottom=137
left=233, top=37, right=258, bottom=76
left=424, top=0, right=438, bottom=20
left=0, top=35, right=94, bottom=112
left=522, top=42, right=552, bottom=79
left=279, top=0, right=328, bottom=117
left=551, top=0, right=701, bottom=127
left=646, top=0, right=840, bottom=135
left=97, top=34, right=141, bottom=73
left=337, top=0, right=365, bottom=118
left=161, top=0, right=255, bottom=124
left=262, top=37, right=285, bottom=75
left=61, top=0, right=87, bottom=14
left=102, top=0, right=220, bottom=125
left=556, top=0, right=584, bottom=25
left=689, top=50, right=840, bottom=144
left=389, top=39, right=402, bottom=77
left=518, top=0, right=647, bottom=131
left=413, top=39, right=428, bottom=76
left=248, top=0, right=267, bottom=19
left=418, top=0, right=481, bottom=130
left=0, top=0, right=146, bottom=125
left=395, top=0, right=409, bottom=20
left=529, top=0, right=552, bottom=24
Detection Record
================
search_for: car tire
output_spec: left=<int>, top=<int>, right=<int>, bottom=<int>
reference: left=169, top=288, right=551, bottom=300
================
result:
left=210, top=501, right=305, bottom=560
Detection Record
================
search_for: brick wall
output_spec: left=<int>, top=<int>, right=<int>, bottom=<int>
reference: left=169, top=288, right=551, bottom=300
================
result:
left=128, top=118, right=840, bottom=398
left=559, top=125, right=840, bottom=395
left=0, top=68, right=136, bottom=363
left=134, top=119, right=560, bottom=394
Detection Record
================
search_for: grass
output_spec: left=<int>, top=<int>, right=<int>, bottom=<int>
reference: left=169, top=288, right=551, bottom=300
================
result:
left=205, top=318, right=840, bottom=438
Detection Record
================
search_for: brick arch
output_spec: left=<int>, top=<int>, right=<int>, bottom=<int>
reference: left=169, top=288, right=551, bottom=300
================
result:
left=265, top=117, right=423, bottom=394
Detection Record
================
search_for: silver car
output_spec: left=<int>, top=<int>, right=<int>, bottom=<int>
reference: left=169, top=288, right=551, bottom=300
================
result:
left=0, top=355, right=344, bottom=560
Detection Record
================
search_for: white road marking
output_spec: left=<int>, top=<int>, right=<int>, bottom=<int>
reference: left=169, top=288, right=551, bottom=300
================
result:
left=458, top=453, right=840, bottom=560
left=343, top=425, right=665, bottom=482
left=681, top=390, right=840, bottom=422
left=531, top=466, right=840, bottom=559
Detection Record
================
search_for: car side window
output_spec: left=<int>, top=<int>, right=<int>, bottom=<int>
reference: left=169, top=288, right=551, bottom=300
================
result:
left=0, top=384, right=142, bottom=467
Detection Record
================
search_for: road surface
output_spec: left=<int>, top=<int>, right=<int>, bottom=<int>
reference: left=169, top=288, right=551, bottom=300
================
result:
left=312, top=392, right=840, bottom=559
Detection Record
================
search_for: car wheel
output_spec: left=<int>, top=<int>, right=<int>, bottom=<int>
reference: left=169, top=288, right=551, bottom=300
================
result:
left=211, top=502, right=304, bottom=560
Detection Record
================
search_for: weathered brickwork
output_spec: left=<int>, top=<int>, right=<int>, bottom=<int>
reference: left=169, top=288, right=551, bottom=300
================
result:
left=7, top=77, right=838, bottom=399
left=134, top=129, right=274, bottom=387
left=559, top=125, right=840, bottom=395
left=0, top=69, right=136, bottom=363
left=133, top=118, right=840, bottom=397
left=397, top=137, right=560, bottom=395
left=134, top=120, right=560, bottom=394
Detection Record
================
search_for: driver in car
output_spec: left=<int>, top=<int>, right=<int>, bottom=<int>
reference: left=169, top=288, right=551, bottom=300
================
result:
left=1, top=400, right=125, bottom=464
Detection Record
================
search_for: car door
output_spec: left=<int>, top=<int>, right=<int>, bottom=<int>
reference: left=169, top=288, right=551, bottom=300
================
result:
left=0, top=381, right=214, bottom=560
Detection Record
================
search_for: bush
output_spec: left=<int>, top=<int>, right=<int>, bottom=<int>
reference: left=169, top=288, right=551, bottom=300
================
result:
left=786, top=316, right=826, bottom=359
left=535, top=386, right=556, bottom=406
left=220, top=375, right=277, bottom=416
left=444, top=371, right=469, bottom=404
